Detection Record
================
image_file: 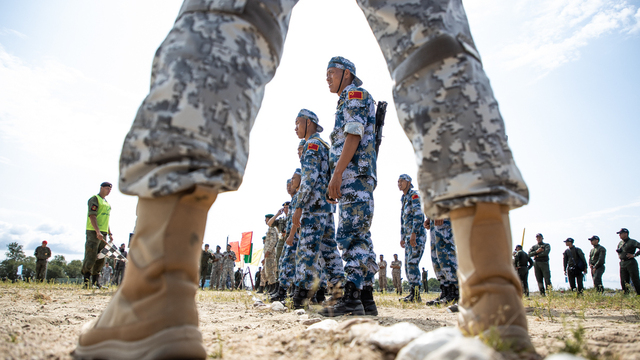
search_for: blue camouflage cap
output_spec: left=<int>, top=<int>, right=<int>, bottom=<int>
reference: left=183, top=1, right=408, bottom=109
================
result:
left=327, top=56, right=363, bottom=87
left=399, top=174, right=414, bottom=187
left=297, top=109, right=323, bottom=133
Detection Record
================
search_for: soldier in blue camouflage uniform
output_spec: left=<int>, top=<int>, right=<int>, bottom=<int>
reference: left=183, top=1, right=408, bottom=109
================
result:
left=290, top=109, right=344, bottom=309
left=271, top=173, right=300, bottom=302
left=397, top=174, right=426, bottom=303
left=77, top=1, right=533, bottom=357
left=425, top=218, right=459, bottom=306
left=320, top=57, right=379, bottom=317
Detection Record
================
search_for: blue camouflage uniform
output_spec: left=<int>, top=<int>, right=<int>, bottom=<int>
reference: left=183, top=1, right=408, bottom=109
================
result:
left=400, top=181, right=427, bottom=288
left=278, top=191, right=299, bottom=289
left=429, top=219, right=458, bottom=286
left=329, top=76, right=379, bottom=290
left=295, top=124, right=343, bottom=290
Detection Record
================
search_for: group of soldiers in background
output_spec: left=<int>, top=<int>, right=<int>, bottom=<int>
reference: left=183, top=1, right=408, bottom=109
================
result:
left=199, top=244, right=236, bottom=290
left=513, top=228, right=640, bottom=296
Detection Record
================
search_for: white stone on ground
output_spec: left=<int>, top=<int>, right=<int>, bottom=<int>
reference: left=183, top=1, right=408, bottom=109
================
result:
left=294, top=309, right=306, bottom=315
left=545, top=354, right=587, bottom=360
left=368, top=322, right=425, bottom=353
left=306, top=319, right=339, bottom=332
left=270, top=302, right=286, bottom=312
left=396, top=327, right=464, bottom=360
left=423, top=337, right=502, bottom=360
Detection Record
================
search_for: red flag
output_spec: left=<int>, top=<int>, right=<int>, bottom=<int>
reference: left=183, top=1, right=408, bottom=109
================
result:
left=240, top=231, right=253, bottom=256
left=230, top=241, right=241, bottom=262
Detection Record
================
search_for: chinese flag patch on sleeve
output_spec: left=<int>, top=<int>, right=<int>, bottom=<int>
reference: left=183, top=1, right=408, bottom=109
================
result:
left=348, top=91, right=363, bottom=100
left=307, top=143, right=319, bottom=151
left=411, top=194, right=419, bottom=200
left=91, top=205, right=98, bottom=211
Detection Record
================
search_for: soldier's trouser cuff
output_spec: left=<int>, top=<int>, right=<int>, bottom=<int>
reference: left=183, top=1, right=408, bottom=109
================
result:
left=119, top=0, right=292, bottom=198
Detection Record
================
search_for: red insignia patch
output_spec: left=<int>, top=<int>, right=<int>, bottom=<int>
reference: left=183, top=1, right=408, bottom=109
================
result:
left=307, top=143, right=319, bottom=151
left=91, top=205, right=98, bottom=211
left=411, top=194, right=419, bottom=200
left=348, top=91, right=363, bottom=100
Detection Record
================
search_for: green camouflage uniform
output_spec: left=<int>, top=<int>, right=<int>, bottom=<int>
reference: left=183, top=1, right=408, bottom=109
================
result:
left=34, top=245, right=51, bottom=281
left=589, top=244, right=606, bottom=293
left=528, top=242, right=551, bottom=295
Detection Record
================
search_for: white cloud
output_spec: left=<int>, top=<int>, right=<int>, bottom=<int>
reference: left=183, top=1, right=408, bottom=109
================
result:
left=0, top=220, right=85, bottom=259
left=0, top=28, right=27, bottom=39
left=495, top=0, right=639, bottom=75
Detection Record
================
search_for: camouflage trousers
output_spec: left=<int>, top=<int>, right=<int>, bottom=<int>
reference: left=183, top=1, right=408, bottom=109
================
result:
left=337, top=177, right=378, bottom=290
left=220, top=267, right=234, bottom=290
left=118, top=0, right=528, bottom=221
left=378, top=274, right=387, bottom=292
left=82, top=231, right=107, bottom=276
left=430, top=224, right=458, bottom=286
left=278, top=238, right=297, bottom=289
left=265, top=253, right=277, bottom=285
left=35, top=260, right=47, bottom=281
left=295, top=212, right=343, bottom=290
left=392, top=270, right=402, bottom=292
left=210, top=266, right=222, bottom=289
left=404, top=236, right=426, bottom=287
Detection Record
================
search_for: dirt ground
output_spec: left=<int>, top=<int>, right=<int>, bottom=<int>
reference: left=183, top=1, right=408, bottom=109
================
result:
left=1, top=283, right=639, bottom=360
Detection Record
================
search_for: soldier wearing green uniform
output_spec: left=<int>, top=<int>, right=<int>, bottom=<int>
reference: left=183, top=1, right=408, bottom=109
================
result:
left=82, top=182, right=114, bottom=288
left=528, top=233, right=551, bottom=296
left=34, top=240, right=51, bottom=282
left=616, top=228, right=640, bottom=295
left=588, top=235, right=606, bottom=293
left=200, top=244, right=213, bottom=290
left=267, top=204, right=288, bottom=296
left=513, top=245, right=533, bottom=296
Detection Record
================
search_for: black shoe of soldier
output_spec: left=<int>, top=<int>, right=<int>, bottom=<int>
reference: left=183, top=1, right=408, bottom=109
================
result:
left=315, top=287, right=326, bottom=303
left=269, top=282, right=280, bottom=297
left=257, top=286, right=264, bottom=294
left=319, top=282, right=365, bottom=317
left=426, top=285, right=447, bottom=306
left=270, top=285, right=287, bottom=302
left=361, top=285, right=378, bottom=316
left=293, top=287, right=310, bottom=310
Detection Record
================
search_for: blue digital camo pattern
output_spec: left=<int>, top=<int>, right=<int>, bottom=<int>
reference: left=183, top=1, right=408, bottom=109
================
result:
left=335, top=176, right=378, bottom=289
left=119, top=0, right=528, bottom=222
left=295, top=132, right=334, bottom=214
left=329, top=83, right=377, bottom=181
left=295, top=212, right=336, bottom=289
left=429, top=219, right=458, bottom=285
left=401, top=188, right=426, bottom=287
left=278, top=192, right=298, bottom=288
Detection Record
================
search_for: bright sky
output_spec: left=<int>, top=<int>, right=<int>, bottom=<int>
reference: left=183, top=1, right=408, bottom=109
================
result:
left=1, top=0, right=639, bottom=290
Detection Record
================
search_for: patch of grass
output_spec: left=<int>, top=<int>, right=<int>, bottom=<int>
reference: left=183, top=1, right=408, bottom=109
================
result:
left=209, top=333, right=224, bottom=359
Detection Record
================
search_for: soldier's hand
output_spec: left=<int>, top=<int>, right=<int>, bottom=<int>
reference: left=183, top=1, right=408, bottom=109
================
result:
left=627, top=253, right=634, bottom=259
left=536, top=248, right=543, bottom=253
left=423, top=220, right=430, bottom=230
left=410, top=233, right=417, bottom=247
left=293, top=208, right=302, bottom=228
left=96, top=232, right=104, bottom=242
left=400, top=239, right=405, bottom=249
left=434, top=219, right=444, bottom=226
left=286, top=233, right=294, bottom=246
left=328, top=173, right=343, bottom=200
left=265, top=251, right=271, bottom=258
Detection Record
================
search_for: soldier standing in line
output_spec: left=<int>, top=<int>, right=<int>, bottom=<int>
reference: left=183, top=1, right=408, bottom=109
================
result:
left=102, top=262, right=113, bottom=287
left=255, top=267, right=262, bottom=291
left=321, top=57, right=379, bottom=317
left=562, top=238, right=588, bottom=294
left=75, top=1, right=536, bottom=356
left=112, top=243, right=127, bottom=286
left=81, top=182, right=114, bottom=288
left=267, top=204, right=288, bottom=296
left=424, top=218, right=459, bottom=306
left=588, top=235, right=606, bottom=293
left=513, top=245, right=534, bottom=296
left=421, top=268, right=429, bottom=293
left=528, top=233, right=552, bottom=296
left=34, top=240, right=51, bottom=282
left=220, top=244, right=236, bottom=291
left=398, top=174, right=427, bottom=303
left=290, top=109, right=343, bottom=310
left=378, top=255, right=387, bottom=293
left=199, top=244, right=213, bottom=290
left=258, top=246, right=267, bottom=293
left=234, top=268, right=242, bottom=289
left=209, top=245, right=223, bottom=290
left=263, top=214, right=279, bottom=294
left=391, top=254, right=402, bottom=295
left=616, top=228, right=640, bottom=295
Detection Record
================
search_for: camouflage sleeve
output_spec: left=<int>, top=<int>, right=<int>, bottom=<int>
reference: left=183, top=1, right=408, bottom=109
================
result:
left=527, top=246, right=537, bottom=258
left=341, top=88, right=368, bottom=137
left=88, top=196, right=99, bottom=216
left=230, top=251, right=236, bottom=262
left=295, top=145, right=321, bottom=210
left=410, top=192, right=423, bottom=234
left=542, top=244, right=551, bottom=257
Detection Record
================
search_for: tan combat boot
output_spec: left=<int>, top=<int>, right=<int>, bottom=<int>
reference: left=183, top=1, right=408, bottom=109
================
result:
left=73, top=186, right=217, bottom=360
left=450, top=203, right=535, bottom=353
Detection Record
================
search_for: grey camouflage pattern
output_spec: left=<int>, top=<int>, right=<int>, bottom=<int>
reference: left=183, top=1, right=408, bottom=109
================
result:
left=119, top=0, right=527, bottom=220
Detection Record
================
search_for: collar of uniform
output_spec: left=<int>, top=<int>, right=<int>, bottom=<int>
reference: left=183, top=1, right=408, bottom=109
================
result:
left=340, top=83, right=358, bottom=99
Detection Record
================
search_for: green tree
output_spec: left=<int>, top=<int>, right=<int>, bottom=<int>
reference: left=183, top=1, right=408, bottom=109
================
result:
left=427, top=278, right=440, bottom=292
left=0, top=242, right=27, bottom=281
left=22, top=256, right=36, bottom=281
left=65, top=260, right=83, bottom=279
left=46, top=255, right=68, bottom=280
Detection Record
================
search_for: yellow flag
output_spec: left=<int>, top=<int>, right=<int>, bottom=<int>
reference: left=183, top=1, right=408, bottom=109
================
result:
left=250, top=248, right=264, bottom=267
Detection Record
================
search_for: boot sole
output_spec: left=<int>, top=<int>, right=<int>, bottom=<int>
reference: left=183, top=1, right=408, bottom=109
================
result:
left=73, top=325, right=205, bottom=360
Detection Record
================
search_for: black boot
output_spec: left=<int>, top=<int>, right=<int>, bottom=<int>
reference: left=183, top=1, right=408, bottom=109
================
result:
left=443, top=284, right=459, bottom=304
left=269, top=282, right=280, bottom=297
left=361, top=286, right=378, bottom=316
left=257, top=286, right=264, bottom=294
left=270, top=283, right=288, bottom=302
left=315, top=287, right=326, bottom=303
left=293, top=287, right=311, bottom=310
left=400, top=286, right=421, bottom=303
left=319, top=282, right=365, bottom=317
left=82, top=273, right=91, bottom=289
left=426, top=284, right=447, bottom=306
left=91, top=274, right=101, bottom=289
